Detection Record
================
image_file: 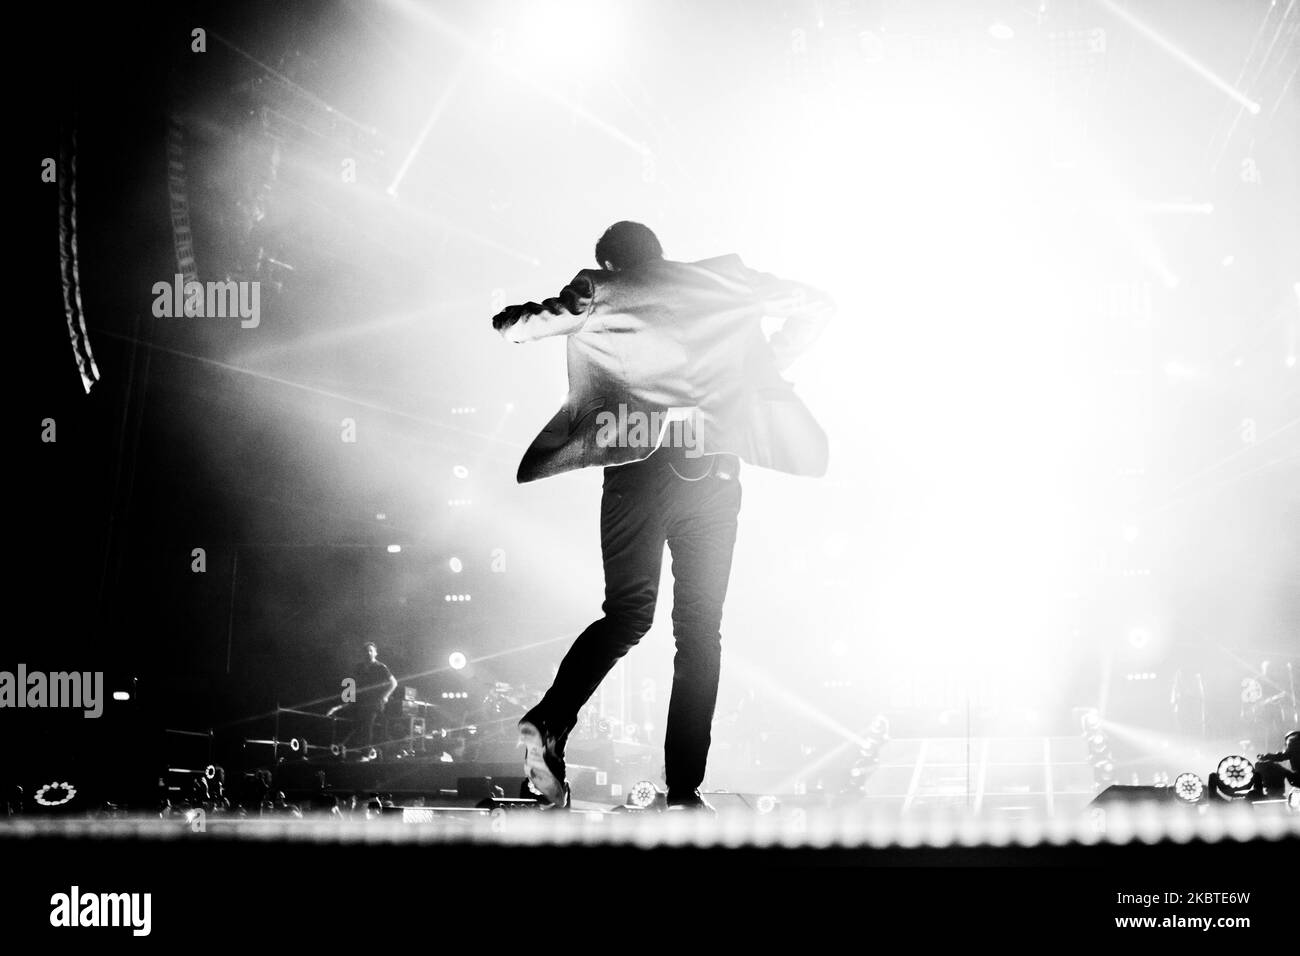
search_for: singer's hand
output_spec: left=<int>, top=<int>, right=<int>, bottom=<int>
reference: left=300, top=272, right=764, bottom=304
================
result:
left=493, top=305, right=523, bottom=333
left=768, top=331, right=796, bottom=371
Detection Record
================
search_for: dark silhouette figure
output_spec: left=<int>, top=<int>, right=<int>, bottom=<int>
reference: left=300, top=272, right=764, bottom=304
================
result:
left=494, top=222, right=833, bottom=809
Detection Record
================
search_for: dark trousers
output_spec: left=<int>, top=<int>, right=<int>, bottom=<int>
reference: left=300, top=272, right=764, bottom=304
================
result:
left=535, top=448, right=742, bottom=796
left=341, top=703, right=382, bottom=748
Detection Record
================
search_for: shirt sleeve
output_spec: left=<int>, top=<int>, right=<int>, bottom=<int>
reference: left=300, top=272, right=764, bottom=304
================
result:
left=494, top=272, right=597, bottom=343
left=737, top=260, right=835, bottom=367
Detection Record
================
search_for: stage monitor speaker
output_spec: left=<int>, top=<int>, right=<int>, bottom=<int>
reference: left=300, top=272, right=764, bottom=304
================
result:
left=697, top=791, right=757, bottom=812
left=1090, top=784, right=1175, bottom=806
left=456, top=776, right=499, bottom=799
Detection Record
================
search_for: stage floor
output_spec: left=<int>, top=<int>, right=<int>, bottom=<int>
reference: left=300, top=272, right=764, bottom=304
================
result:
left=2, top=803, right=1294, bottom=941
left=4, top=795, right=1296, bottom=848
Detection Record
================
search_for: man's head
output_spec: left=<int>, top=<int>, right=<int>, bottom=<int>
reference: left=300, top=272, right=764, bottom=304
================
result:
left=595, top=221, right=663, bottom=271
left=363, top=642, right=377, bottom=662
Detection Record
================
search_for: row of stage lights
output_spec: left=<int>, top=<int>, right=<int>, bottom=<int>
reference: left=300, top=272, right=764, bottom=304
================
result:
left=846, top=717, right=892, bottom=795
left=385, top=538, right=475, bottom=603
left=17, top=734, right=1297, bottom=820
left=384, top=550, right=471, bottom=574
left=1081, top=710, right=1116, bottom=786
left=1082, top=710, right=1299, bottom=810
left=380, top=460, right=477, bottom=546
left=1170, top=756, right=1300, bottom=812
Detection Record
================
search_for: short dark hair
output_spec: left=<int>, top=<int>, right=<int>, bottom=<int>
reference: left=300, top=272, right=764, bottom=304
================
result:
left=594, top=221, right=663, bottom=270
left=363, top=642, right=376, bottom=653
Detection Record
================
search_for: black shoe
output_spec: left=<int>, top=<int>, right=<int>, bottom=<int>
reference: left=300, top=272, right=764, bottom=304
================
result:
left=519, top=777, right=572, bottom=809
left=518, top=710, right=568, bottom=808
left=665, top=789, right=716, bottom=814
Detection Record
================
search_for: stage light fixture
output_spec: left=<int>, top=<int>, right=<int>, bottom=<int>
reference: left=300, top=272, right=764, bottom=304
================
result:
left=448, top=651, right=467, bottom=670
left=756, top=794, right=778, bottom=814
left=1173, top=772, right=1203, bottom=803
left=1081, top=710, right=1101, bottom=732
left=988, top=23, right=1014, bottom=40
left=629, top=780, right=659, bottom=809
left=1215, top=755, right=1254, bottom=793
left=387, top=544, right=402, bottom=554
left=112, top=690, right=130, bottom=701
left=453, top=465, right=469, bottom=479
left=34, top=781, right=77, bottom=807
left=449, top=557, right=463, bottom=573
